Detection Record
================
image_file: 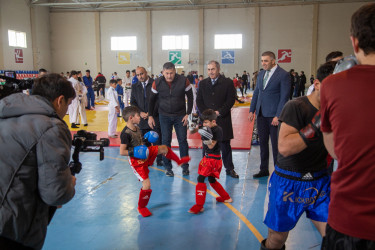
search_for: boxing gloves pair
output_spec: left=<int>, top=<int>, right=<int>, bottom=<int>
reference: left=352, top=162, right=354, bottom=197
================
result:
left=299, top=110, right=321, bottom=146
left=198, top=126, right=213, bottom=145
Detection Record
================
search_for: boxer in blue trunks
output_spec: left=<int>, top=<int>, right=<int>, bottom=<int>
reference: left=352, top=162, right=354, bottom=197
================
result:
left=261, top=61, right=337, bottom=250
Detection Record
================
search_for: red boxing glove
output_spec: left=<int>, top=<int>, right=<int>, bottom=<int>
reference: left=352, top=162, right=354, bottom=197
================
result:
left=299, top=110, right=321, bottom=146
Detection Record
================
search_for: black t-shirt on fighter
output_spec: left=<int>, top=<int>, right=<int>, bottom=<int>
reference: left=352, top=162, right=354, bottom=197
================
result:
left=203, top=125, right=223, bottom=155
left=120, top=126, right=143, bottom=149
left=277, top=96, right=327, bottom=173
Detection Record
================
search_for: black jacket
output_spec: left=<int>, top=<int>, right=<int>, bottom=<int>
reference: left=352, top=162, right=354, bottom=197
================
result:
left=196, top=75, right=236, bottom=141
left=149, top=74, right=193, bottom=117
left=130, top=78, right=159, bottom=130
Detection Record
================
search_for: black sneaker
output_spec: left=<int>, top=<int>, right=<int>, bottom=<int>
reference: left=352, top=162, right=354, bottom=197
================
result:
left=253, top=171, right=269, bottom=178
left=182, top=170, right=190, bottom=176
left=71, top=123, right=78, bottom=128
left=226, top=169, right=239, bottom=178
left=166, top=170, right=174, bottom=177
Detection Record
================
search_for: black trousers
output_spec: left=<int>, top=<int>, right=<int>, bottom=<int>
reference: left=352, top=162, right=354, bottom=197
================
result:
left=324, top=224, right=375, bottom=250
left=257, top=113, right=278, bottom=172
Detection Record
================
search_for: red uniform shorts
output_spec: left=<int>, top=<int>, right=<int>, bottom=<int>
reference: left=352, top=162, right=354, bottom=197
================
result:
left=198, top=154, right=223, bottom=179
left=129, top=145, right=159, bottom=181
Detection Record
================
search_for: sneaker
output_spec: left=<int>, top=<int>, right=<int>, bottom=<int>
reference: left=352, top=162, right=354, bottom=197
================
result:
left=83, top=124, right=88, bottom=126
left=71, top=123, right=78, bottom=128
left=166, top=170, right=174, bottom=177
left=182, top=169, right=190, bottom=176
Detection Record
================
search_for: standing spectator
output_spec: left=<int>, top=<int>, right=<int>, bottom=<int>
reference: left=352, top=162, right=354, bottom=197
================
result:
left=131, top=66, right=163, bottom=166
left=0, top=74, right=76, bottom=249
left=76, top=71, right=88, bottom=126
left=293, top=71, right=300, bottom=97
left=299, top=71, right=306, bottom=96
left=241, top=70, right=248, bottom=95
left=95, top=72, right=107, bottom=98
left=148, top=62, right=193, bottom=176
left=83, top=69, right=95, bottom=110
left=115, top=78, right=124, bottom=117
left=68, top=70, right=80, bottom=128
left=196, top=60, right=239, bottom=178
left=123, top=70, right=132, bottom=107
left=248, top=51, right=290, bottom=178
left=252, top=71, right=258, bottom=90
left=187, top=71, right=194, bottom=84
left=310, top=75, right=314, bottom=84
left=131, top=69, right=138, bottom=85
left=113, top=72, right=119, bottom=80
left=321, top=4, right=375, bottom=248
left=289, top=69, right=295, bottom=100
left=107, top=79, right=120, bottom=138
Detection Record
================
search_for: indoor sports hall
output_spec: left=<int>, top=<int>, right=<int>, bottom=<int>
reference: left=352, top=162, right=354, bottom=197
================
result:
left=0, top=1, right=372, bottom=250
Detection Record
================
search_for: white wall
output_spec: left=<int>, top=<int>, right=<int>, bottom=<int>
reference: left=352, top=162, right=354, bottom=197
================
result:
left=50, top=12, right=98, bottom=74
left=100, top=11, right=149, bottom=79
left=152, top=10, right=200, bottom=75
left=204, top=8, right=255, bottom=78
left=0, top=0, right=34, bottom=70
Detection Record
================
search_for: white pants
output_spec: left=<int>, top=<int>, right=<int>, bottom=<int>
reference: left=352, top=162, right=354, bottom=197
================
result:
left=124, top=89, right=131, bottom=107
left=108, top=107, right=118, bottom=136
left=69, top=99, right=79, bottom=124
left=76, top=98, right=88, bottom=125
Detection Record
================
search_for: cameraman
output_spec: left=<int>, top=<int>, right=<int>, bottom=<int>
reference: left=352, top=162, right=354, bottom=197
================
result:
left=0, top=73, right=77, bottom=249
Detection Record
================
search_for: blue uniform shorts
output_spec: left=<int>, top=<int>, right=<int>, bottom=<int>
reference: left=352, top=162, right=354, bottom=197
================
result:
left=264, top=166, right=331, bottom=232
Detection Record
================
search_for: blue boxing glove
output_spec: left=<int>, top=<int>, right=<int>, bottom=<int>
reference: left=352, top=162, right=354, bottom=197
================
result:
left=128, top=145, right=149, bottom=159
left=144, top=131, right=159, bottom=144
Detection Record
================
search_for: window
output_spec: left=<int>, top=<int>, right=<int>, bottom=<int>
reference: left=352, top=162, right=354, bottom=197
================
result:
left=8, top=30, right=27, bottom=48
left=162, top=35, right=189, bottom=50
left=214, top=34, right=242, bottom=49
left=111, top=36, right=137, bottom=51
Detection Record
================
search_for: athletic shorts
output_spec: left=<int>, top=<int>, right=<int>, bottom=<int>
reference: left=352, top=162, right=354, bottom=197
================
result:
left=264, top=167, right=331, bottom=232
left=129, top=146, right=158, bottom=181
left=198, top=155, right=222, bottom=179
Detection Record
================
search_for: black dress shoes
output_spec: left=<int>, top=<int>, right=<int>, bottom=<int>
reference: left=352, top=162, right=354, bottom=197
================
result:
left=71, top=123, right=78, bottom=128
left=253, top=171, right=270, bottom=178
left=226, top=169, right=239, bottom=178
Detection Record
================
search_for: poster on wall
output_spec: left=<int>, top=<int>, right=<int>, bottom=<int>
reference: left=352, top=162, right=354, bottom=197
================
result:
left=15, top=49, right=23, bottom=63
left=118, top=52, right=130, bottom=65
left=278, top=49, right=292, bottom=63
left=222, top=51, right=235, bottom=64
left=169, top=51, right=182, bottom=64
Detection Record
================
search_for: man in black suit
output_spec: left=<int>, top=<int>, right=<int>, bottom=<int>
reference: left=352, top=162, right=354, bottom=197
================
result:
left=130, top=66, right=163, bottom=166
left=196, top=60, right=239, bottom=178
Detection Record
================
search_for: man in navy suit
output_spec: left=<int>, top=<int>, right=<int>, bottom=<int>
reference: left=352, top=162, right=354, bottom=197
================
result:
left=248, top=51, right=290, bottom=178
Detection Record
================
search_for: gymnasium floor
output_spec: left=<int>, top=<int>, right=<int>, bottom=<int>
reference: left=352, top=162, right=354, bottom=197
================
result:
left=43, top=92, right=323, bottom=250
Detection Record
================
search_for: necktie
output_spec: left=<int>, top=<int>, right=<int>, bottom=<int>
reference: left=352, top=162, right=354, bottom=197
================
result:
left=142, top=82, right=146, bottom=99
left=263, top=71, right=270, bottom=90
left=211, top=79, right=215, bottom=85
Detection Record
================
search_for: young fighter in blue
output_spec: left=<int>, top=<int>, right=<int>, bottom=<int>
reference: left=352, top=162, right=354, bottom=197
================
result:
left=261, top=61, right=336, bottom=249
left=188, top=109, right=232, bottom=214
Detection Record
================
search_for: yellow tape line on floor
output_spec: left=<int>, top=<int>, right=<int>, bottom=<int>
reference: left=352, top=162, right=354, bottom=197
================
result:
left=106, top=156, right=264, bottom=242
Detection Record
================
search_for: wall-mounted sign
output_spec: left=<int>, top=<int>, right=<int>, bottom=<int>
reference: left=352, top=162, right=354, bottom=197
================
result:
left=15, top=49, right=23, bottom=63
left=278, top=49, right=292, bottom=63
left=118, top=52, right=130, bottom=65
left=169, top=51, right=182, bottom=64
left=222, top=50, right=235, bottom=64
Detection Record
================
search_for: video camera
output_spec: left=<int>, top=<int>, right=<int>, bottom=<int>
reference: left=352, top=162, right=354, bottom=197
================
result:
left=69, top=130, right=110, bottom=175
left=0, top=71, right=34, bottom=99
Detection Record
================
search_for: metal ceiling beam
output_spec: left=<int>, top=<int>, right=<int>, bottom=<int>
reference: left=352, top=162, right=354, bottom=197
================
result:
left=32, top=0, right=188, bottom=6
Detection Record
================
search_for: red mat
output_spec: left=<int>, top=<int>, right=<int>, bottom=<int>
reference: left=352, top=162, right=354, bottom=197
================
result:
left=171, top=107, right=253, bottom=150
left=71, top=107, right=254, bottom=149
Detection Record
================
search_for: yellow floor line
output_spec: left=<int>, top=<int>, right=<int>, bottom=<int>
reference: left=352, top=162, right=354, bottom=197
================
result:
left=105, top=155, right=264, bottom=243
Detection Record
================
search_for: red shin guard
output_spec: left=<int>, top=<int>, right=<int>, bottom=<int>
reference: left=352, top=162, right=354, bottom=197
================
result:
left=138, top=189, right=152, bottom=217
left=210, top=181, right=231, bottom=202
left=165, top=147, right=191, bottom=165
left=189, top=183, right=206, bottom=214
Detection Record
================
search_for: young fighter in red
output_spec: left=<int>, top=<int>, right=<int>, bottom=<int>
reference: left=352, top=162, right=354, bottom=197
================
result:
left=188, top=109, right=233, bottom=214
left=120, top=106, right=191, bottom=217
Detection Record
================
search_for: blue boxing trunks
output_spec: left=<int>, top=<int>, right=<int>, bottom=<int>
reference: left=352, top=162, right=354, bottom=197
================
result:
left=264, top=166, right=331, bottom=232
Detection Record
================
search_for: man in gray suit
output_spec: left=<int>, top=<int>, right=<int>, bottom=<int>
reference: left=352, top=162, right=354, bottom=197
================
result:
left=248, top=51, right=290, bottom=178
